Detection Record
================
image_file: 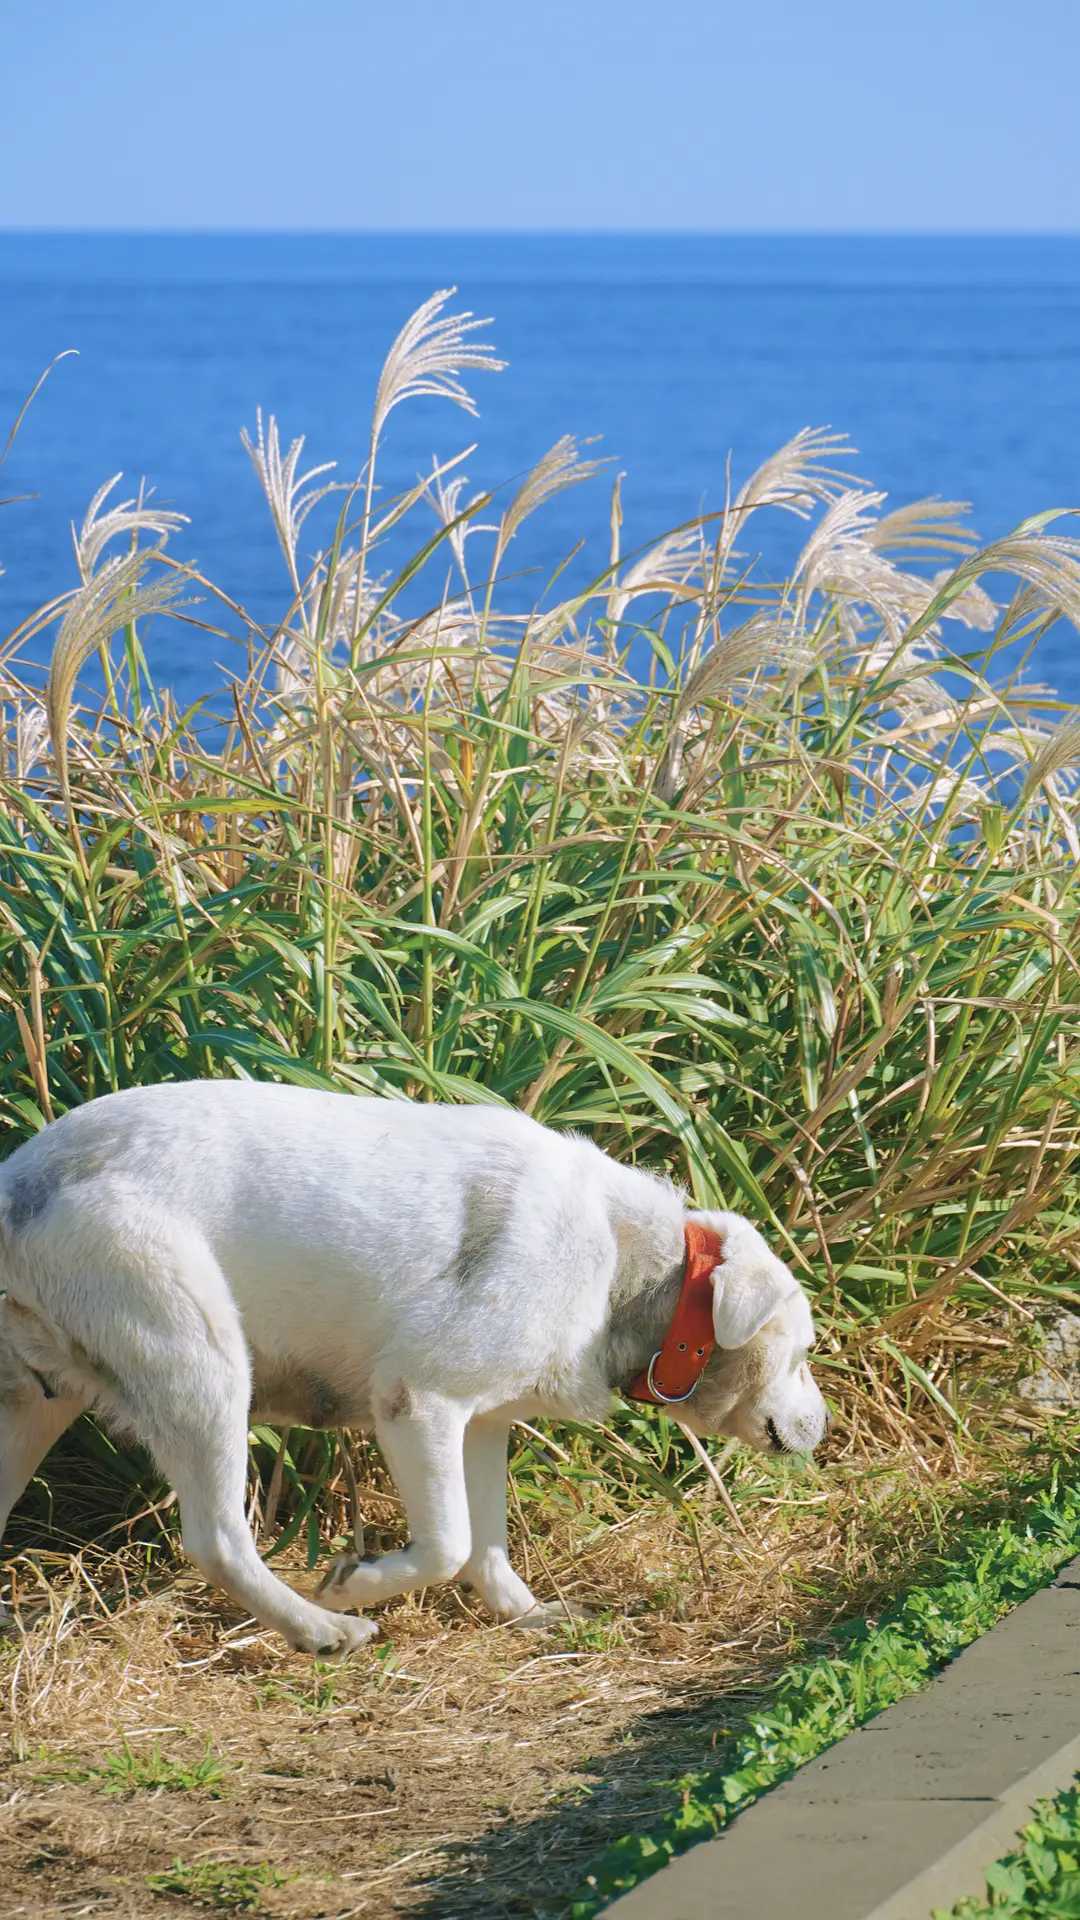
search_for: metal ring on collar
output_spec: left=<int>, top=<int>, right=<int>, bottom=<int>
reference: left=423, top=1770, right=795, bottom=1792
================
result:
left=645, top=1351, right=700, bottom=1404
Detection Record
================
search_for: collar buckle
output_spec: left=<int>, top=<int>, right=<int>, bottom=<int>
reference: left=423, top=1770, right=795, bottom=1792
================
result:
left=644, top=1351, right=700, bottom=1405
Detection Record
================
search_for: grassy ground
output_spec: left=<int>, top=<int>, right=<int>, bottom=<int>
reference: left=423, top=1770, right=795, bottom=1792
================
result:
left=0, top=296, right=1078, bottom=1915
left=1, top=1429, right=1073, bottom=1919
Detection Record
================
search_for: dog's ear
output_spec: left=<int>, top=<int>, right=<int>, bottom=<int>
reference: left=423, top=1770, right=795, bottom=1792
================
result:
left=711, top=1257, right=789, bottom=1349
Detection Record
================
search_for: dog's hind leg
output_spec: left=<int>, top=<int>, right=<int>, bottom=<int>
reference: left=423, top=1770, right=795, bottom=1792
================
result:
left=0, top=1387, right=85, bottom=1555
left=15, top=1197, right=377, bottom=1658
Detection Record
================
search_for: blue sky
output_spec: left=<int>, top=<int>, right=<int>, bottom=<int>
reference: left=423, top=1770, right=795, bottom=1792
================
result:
left=5, top=0, right=1079, bottom=232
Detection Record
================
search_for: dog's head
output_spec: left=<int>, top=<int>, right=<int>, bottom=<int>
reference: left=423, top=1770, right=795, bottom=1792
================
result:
left=677, top=1211, right=828, bottom=1456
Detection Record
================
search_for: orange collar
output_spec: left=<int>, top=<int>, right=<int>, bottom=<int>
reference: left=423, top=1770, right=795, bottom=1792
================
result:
left=625, top=1220, right=723, bottom=1406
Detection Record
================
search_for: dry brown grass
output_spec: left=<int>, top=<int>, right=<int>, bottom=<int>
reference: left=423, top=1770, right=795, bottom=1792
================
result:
left=0, top=1413, right=1059, bottom=1920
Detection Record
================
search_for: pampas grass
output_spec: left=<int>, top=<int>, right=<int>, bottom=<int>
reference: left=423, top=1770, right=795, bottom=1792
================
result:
left=0, top=289, right=1077, bottom=1526
left=0, top=293, right=1078, bottom=1920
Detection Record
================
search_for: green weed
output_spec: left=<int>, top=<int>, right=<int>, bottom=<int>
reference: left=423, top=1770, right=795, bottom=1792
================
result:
left=146, top=1857, right=288, bottom=1911
left=61, top=1739, right=229, bottom=1799
left=553, top=1612, right=625, bottom=1653
left=936, top=1779, right=1080, bottom=1918
left=254, top=1658, right=344, bottom=1713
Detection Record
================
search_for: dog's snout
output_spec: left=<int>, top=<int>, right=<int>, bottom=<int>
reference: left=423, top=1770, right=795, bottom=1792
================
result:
left=765, top=1416, right=783, bottom=1452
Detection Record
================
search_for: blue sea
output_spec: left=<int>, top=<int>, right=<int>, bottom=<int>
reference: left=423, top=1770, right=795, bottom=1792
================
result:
left=1, top=232, right=1078, bottom=704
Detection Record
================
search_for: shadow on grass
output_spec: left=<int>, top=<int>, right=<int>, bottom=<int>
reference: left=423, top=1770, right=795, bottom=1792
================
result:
left=414, top=1688, right=768, bottom=1919
left=407, top=1471, right=1071, bottom=1920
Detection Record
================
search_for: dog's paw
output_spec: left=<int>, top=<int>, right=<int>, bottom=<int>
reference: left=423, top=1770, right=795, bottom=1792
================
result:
left=321, top=1612, right=379, bottom=1655
left=287, top=1610, right=379, bottom=1656
left=507, top=1599, right=592, bottom=1632
left=317, top=1552, right=366, bottom=1608
left=317, top=1552, right=388, bottom=1609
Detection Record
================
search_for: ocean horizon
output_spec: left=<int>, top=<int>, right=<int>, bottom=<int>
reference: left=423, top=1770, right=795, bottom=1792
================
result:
left=2, top=229, right=1078, bottom=703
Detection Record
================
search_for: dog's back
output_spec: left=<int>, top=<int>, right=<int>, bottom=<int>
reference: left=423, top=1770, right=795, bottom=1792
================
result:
left=0, top=1083, right=619, bottom=1396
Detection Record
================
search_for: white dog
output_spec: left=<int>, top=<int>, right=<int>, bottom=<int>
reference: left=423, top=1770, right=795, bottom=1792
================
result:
left=0, top=1083, right=826, bottom=1653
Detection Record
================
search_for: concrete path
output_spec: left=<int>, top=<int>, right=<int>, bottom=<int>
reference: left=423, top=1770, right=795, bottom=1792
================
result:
left=605, top=1553, right=1080, bottom=1920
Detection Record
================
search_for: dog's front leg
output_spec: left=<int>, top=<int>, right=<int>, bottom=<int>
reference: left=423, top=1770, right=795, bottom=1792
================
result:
left=461, top=1417, right=588, bottom=1629
left=460, top=1417, right=545, bottom=1623
left=319, top=1389, right=472, bottom=1611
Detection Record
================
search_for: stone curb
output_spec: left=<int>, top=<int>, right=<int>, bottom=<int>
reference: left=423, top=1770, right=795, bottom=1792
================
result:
left=863, top=1727, right=1080, bottom=1920
left=603, top=1554, right=1080, bottom=1920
